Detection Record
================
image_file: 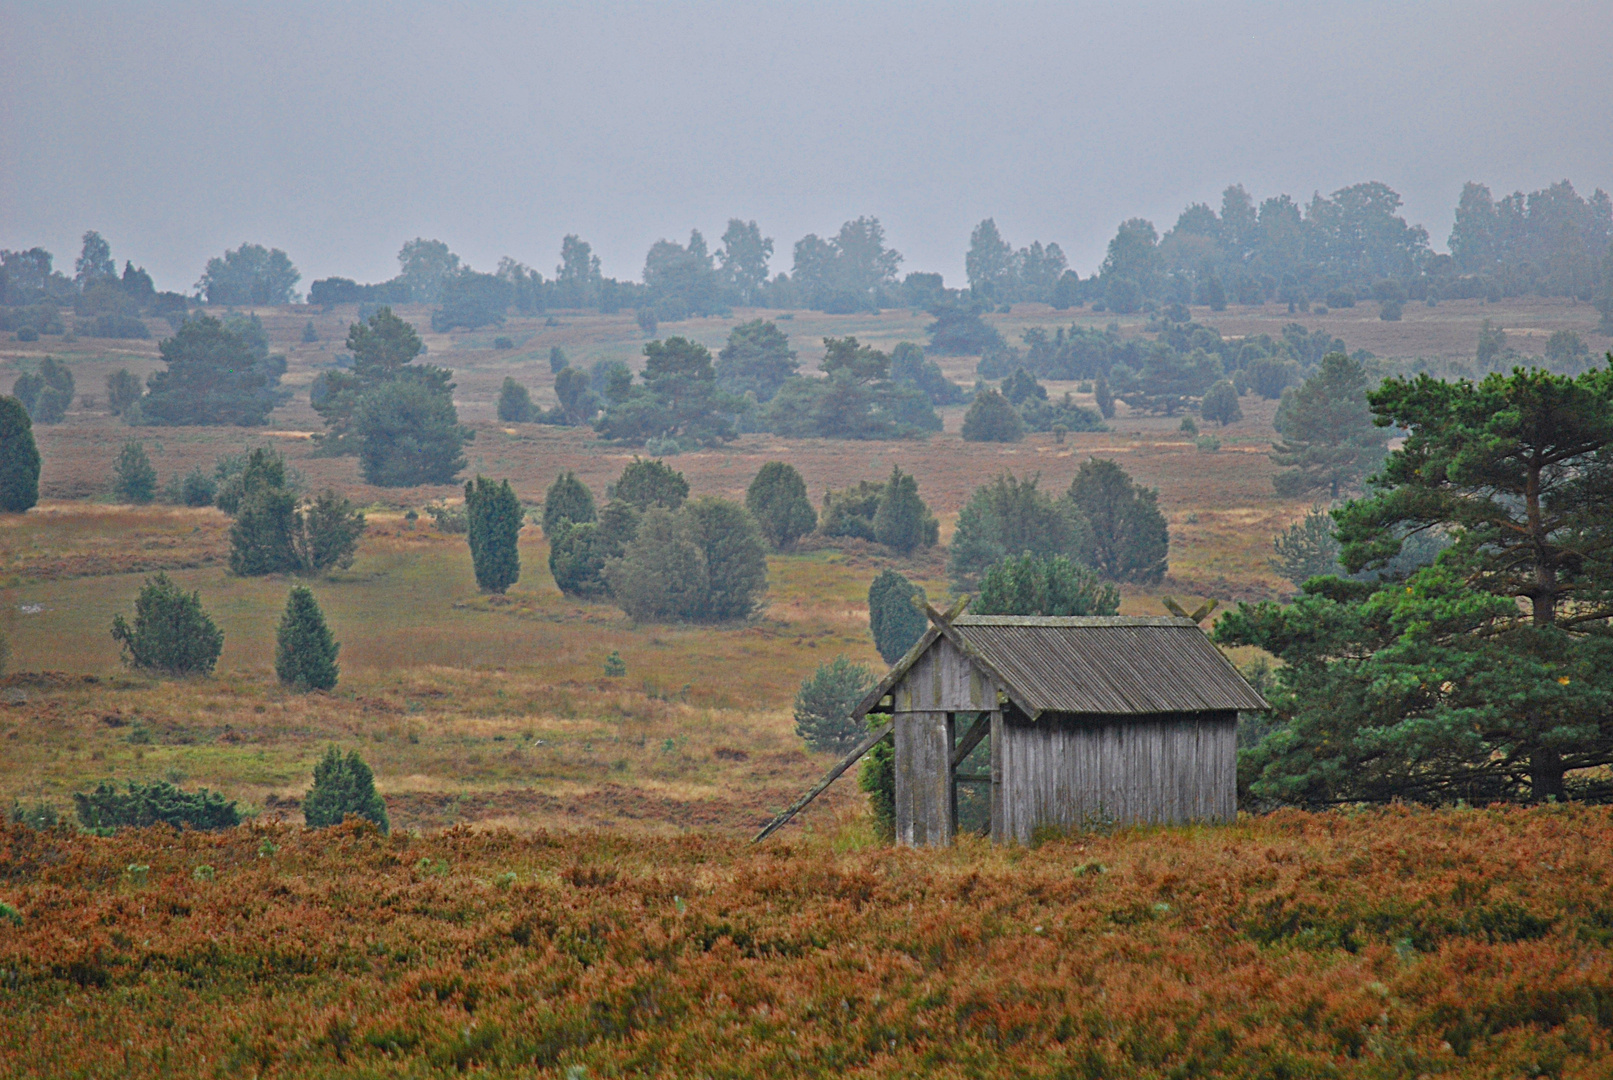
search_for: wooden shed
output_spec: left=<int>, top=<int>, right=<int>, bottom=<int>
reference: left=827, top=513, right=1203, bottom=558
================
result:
left=850, top=611, right=1268, bottom=846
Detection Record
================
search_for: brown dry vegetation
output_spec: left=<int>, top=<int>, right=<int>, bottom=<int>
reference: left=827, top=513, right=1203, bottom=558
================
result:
left=2, top=807, right=1613, bottom=1077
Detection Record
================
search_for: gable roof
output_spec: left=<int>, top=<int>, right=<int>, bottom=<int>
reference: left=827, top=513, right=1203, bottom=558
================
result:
left=855, top=615, right=1268, bottom=720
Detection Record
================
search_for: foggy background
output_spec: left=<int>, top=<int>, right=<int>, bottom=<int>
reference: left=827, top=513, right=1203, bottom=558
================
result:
left=3, top=1, right=1610, bottom=293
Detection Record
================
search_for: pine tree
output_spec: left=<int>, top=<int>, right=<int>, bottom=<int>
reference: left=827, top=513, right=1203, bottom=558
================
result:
left=871, top=466, right=938, bottom=554
left=303, top=746, right=389, bottom=832
left=868, top=569, right=926, bottom=663
left=1271, top=352, right=1390, bottom=499
left=0, top=397, right=41, bottom=513
left=465, top=476, right=522, bottom=593
left=112, top=441, right=158, bottom=504
left=110, top=573, right=224, bottom=676
left=275, top=586, right=339, bottom=691
left=745, top=461, right=816, bottom=549
left=793, top=655, right=874, bottom=754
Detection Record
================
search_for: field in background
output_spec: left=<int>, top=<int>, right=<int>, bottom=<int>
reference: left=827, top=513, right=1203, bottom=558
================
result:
left=0, top=296, right=1608, bottom=833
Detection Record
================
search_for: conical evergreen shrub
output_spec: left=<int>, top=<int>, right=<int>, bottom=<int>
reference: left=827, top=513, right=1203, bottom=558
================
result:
left=0, top=397, right=40, bottom=513
left=303, top=746, right=388, bottom=832
left=745, top=461, right=816, bottom=549
left=871, top=466, right=938, bottom=554
left=465, top=476, right=522, bottom=593
left=275, top=586, right=339, bottom=691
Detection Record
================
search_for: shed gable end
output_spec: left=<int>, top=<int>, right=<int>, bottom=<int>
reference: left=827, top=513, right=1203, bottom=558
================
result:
left=893, top=635, right=998, bottom=713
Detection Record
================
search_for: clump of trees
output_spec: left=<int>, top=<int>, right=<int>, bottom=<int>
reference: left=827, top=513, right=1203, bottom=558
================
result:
left=111, top=573, right=225, bottom=676
left=0, top=396, right=40, bottom=512
left=312, top=307, right=471, bottom=486
left=761, top=336, right=943, bottom=440
left=972, top=554, right=1120, bottom=617
left=195, top=242, right=300, bottom=305
left=818, top=467, right=938, bottom=554
left=595, top=337, right=737, bottom=449
left=605, top=496, right=768, bottom=623
left=223, top=449, right=365, bottom=577
left=139, top=314, right=286, bottom=426
left=11, top=357, right=74, bottom=423
left=948, top=462, right=1168, bottom=589
left=745, top=462, right=816, bottom=550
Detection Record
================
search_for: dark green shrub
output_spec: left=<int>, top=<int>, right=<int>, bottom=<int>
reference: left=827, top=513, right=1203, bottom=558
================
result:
left=276, top=586, right=339, bottom=690
left=0, top=397, right=41, bottom=512
left=681, top=496, right=768, bottom=621
left=465, top=476, right=522, bottom=593
left=1200, top=379, right=1243, bottom=426
left=111, top=573, right=224, bottom=675
left=603, top=509, right=706, bottom=621
left=491, top=336, right=514, bottom=350
left=871, top=466, right=938, bottom=554
left=112, top=441, right=158, bottom=504
left=496, top=377, right=534, bottom=422
left=74, top=779, right=239, bottom=832
left=948, top=473, right=1092, bottom=589
left=541, top=471, right=596, bottom=536
left=961, top=388, right=1024, bottom=442
left=179, top=467, right=217, bottom=507
left=550, top=499, right=636, bottom=598
left=549, top=346, right=568, bottom=373
left=859, top=719, right=895, bottom=839
left=1067, top=458, right=1169, bottom=584
left=354, top=379, right=471, bottom=487
left=745, top=462, right=816, bottom=549
left=868, top=570, right=926, bottom=664
left=794, top=655, right=874, bottom=754
left=303, top=746, right=389, bottom=833
left=818, top=481, right=884, bottom=541
left=229, top=486, right=298, bottom=574
left=613, top=457, right=688, bottom=511
left=302, top=320, right=318, bottom=343
left=292, top=489, right=365, bottom=574
left=972, top=553, right=1120, bottom=616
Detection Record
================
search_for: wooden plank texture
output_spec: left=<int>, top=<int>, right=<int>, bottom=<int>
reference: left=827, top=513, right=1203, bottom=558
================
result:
left=894, top=711, right=954, bottom=847
left=996, top=711, right=1237, bottom=844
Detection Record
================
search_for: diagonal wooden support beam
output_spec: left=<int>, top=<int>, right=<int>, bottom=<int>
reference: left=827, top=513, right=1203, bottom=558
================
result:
left=950, top=712, right=992, bottom=769
left=752, top=723, right=894, bottom=843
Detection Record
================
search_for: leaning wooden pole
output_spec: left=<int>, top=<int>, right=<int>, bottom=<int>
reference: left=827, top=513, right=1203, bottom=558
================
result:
left=752, top=722, right=894, bottom=843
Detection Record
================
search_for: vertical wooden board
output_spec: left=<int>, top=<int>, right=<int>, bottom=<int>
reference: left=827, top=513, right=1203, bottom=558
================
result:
left=894, top=711, right=954, bottom=847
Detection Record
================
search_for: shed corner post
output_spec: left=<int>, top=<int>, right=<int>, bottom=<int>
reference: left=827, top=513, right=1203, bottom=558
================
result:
left=989, top=708, right=1004, bottom=843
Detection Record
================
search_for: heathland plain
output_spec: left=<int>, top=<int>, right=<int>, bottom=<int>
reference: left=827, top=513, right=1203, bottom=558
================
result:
left=2, top=294, right=1608, bottom=834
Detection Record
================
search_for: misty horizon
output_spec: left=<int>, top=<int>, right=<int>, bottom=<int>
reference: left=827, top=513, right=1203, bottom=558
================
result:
left=3, top=2, right=1612, bottom=294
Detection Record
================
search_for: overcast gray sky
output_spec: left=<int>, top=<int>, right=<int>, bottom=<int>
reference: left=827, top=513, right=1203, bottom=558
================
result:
left=3, top=1, right=1610, bottom=294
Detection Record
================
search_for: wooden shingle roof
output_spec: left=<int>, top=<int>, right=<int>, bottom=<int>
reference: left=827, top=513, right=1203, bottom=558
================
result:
left=856, top=614, right=1268, bottom=720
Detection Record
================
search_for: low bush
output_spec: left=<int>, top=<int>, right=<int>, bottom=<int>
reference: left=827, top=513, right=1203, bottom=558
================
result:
left=73, top=780, right=239, bottom=832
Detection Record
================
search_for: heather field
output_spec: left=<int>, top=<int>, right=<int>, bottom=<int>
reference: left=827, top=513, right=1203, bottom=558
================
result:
left=2, top=807, right=1611, bottom=1078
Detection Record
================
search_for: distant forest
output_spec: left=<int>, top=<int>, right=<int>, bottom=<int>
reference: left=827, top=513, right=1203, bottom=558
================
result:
left=3, top=178, right=1611, bottom=338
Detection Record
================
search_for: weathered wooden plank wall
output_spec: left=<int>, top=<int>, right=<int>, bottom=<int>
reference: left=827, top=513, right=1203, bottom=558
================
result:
left=992, top=712, right=1237, bottom=844
left=894, top=711, right=954, bottom=846
left=894, top=636, right=996, bottom=713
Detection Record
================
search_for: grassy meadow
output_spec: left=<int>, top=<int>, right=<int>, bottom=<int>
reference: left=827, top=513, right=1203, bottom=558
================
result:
left=2, top=294, right=1609, bottom=834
